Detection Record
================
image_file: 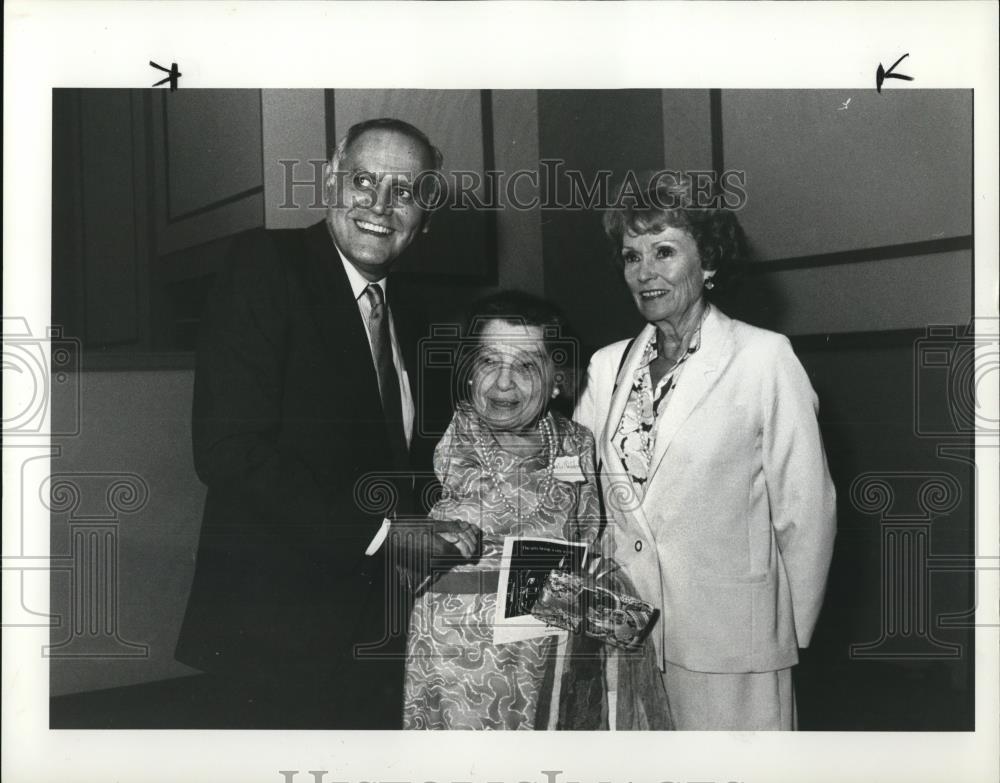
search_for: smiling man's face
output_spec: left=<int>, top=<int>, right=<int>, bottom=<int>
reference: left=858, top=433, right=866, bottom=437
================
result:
left=325, top=128, right=431, bottom=281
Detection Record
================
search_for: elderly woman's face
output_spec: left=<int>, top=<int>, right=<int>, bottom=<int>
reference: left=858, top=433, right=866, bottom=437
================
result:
left=621, top=224, right=708, bottom=325
left=469, top=319, right=554, bottom=433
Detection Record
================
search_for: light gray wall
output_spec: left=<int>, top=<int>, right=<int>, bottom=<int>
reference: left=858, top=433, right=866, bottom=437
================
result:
left=719, top=89, right=972, bottom=336
left=50, top=369, right=203, bottom=696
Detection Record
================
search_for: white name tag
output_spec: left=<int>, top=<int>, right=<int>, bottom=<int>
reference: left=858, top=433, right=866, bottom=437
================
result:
left=553, top=455, right=586, bottom=483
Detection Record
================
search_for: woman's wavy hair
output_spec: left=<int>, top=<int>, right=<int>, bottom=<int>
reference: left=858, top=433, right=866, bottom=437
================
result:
left=602, top=171, right=748, bottom=294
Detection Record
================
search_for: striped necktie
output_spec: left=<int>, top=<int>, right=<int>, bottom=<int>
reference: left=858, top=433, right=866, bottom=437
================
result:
left=364, top=284, right=409, bottom=472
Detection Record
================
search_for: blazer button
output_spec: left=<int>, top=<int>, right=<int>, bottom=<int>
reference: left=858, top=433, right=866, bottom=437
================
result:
left=635, top=540, right=643, bottom=552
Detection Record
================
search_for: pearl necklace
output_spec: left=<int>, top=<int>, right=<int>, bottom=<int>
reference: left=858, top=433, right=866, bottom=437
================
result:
left=473, top=413, right=558, bottom=520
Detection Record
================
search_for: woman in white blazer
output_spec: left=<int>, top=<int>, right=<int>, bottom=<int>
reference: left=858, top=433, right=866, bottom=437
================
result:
left=575, top=174, right=837, bottom=730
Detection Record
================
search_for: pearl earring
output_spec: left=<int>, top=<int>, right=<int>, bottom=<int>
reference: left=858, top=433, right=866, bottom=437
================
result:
left=704, top=276, right=716, bottom=290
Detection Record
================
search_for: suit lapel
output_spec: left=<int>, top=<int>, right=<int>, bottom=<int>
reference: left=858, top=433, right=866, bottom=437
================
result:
left=301, top=220, right=383, bottom=409
left=601, top=324, right=657, bottom=467
left=599, top=324, right=659, bottom=545
left=645, top=306, right=732, bottom=483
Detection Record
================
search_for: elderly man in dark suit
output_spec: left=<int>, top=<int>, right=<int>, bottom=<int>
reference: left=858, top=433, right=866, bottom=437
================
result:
left=175, top=118, right=478, bottom=729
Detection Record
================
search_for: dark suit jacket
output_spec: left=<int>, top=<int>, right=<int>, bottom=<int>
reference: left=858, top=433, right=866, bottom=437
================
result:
left=175, top=220, right=434, bottom=703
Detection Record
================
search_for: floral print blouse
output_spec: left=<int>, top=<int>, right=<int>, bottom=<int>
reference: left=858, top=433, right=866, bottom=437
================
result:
left=611, top=322, right=703, bottom=499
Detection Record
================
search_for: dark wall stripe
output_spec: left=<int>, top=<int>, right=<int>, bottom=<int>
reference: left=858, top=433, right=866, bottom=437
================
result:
left=76, top=90, right=88, bottom=343
left=709, top=87, right=724, bottom=178
left=162, top=90, right=265, bottom=225
left=537, top=89, right=665, bottom=348
left=80, top=352, right=197, bottom=371
left=167, top=186, right=264, bottom=224
left=790, top=326, right=935, bottom=352
left=478, top=89, right=498, bottom=286
left=324, top=89, right=337, bottom=160
left=162, top=91, right=172, bottom=221
left=746, top=235, right=973, bottom=273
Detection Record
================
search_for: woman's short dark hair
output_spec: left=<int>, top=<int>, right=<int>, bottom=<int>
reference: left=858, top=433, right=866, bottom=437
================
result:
left=455, top=290, right=580, bottom=410
left=464, top=291, right=564, bottom=345
left=602, top=171, right=748, bottom=291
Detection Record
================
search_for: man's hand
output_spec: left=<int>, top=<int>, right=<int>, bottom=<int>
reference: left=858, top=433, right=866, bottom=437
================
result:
left=388, top=517, right=481, bottom=565
left=427, top=518, right=480, bottom=560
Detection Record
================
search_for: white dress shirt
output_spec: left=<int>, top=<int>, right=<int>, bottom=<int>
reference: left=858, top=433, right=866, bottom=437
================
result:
left=336, top=251, right=415, bottom=447
left=335, top=252, right=415, bottom=557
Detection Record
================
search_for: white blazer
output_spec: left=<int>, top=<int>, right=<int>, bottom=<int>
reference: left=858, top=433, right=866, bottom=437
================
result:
left=575, top=307, right=836, bottom=673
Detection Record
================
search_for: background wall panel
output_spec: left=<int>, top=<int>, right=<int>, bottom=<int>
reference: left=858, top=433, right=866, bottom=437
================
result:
left=79, top=91, right=140, bottom=346
left=744, top=251, right=972, bottom=336
left=489, top=90, right=544, bottom=296
left=262, top=89, right=327, bottom=229
left=661, top=89, right=714, bottom=173
left=723, top=90, right=972, bottom=262
left=49, top=369, right=203, bottom=696
left=792, top=336, right=974, bottom=730
left=151, top=90, right=265, bottom=255
left=164, top=90, right=263, bottom=219
left=538, top=89, right=665, bottom=350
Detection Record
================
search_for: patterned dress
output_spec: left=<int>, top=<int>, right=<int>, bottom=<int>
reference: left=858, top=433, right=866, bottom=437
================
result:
left=403, top=405, right=602, bottom=730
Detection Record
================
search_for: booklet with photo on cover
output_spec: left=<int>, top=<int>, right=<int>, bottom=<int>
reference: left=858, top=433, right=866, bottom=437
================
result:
left=493, top=536, right=588, bottom=644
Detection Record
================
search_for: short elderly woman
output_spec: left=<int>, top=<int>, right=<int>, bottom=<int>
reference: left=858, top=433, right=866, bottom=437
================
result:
left=404, top=291, right=603, bottom=730
left=575, top=175, right=837, bottom=730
